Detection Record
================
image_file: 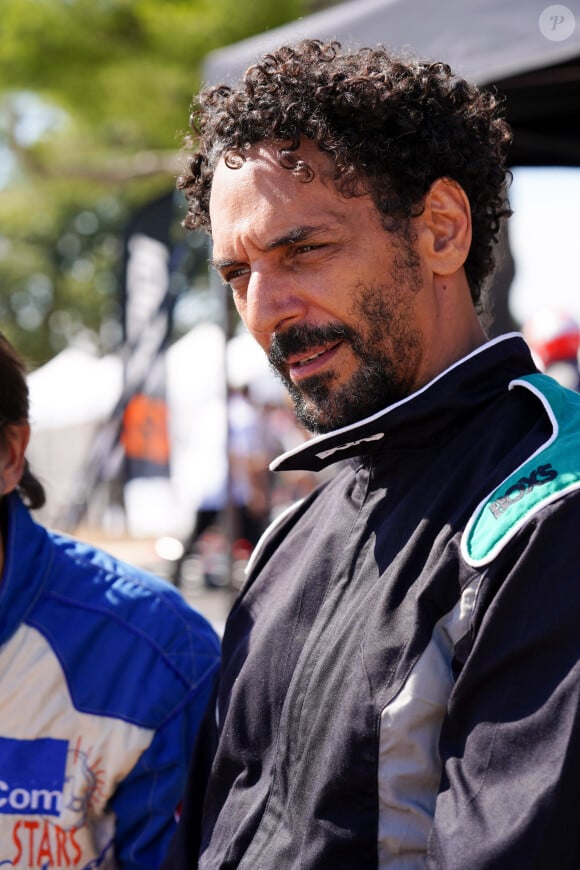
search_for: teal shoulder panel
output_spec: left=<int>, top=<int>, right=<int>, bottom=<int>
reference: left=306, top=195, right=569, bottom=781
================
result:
left=462, top=374, right=580, bottom=566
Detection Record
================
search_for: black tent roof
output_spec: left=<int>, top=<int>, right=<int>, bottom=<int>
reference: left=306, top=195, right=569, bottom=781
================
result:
left=203, top=0, right=580, bottom=166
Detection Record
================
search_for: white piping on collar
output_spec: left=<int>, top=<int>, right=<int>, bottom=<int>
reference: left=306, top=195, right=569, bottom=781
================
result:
left=270, top=332, right=525, bottom=470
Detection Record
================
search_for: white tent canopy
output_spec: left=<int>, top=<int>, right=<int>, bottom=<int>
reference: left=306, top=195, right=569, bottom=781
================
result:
left=26, top=323, right=282, bottom=538
left=28, top=347, right=122, bottom=430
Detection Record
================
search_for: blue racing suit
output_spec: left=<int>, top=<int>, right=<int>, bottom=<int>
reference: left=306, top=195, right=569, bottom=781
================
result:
left=0, top=491, right=220, bottom=869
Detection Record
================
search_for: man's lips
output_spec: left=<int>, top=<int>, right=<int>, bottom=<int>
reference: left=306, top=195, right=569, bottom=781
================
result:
left=286, top=341, right=342, bottom=380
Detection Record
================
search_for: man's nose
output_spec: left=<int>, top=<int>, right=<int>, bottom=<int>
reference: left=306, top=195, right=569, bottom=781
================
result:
left=243, top=265, right=307, bottom=340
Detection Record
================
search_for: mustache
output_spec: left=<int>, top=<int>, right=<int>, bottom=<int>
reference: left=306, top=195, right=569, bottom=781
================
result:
left=268, top=322, right=351, bottom=369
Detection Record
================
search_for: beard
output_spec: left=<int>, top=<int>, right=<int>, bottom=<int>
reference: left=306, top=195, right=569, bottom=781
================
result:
left=267, top=247, right=423, bottom=434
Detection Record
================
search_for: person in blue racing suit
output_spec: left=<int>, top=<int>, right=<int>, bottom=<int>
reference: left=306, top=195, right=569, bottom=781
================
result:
left=0, top=331, right=220, bottom=869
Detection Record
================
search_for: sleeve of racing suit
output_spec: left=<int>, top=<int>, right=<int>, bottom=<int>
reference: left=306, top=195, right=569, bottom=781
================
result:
left=428, top=495, right=580, bottom=869
left=109, top=650, right=220, bottom=869
left=160, top=679, right=219, bottom=870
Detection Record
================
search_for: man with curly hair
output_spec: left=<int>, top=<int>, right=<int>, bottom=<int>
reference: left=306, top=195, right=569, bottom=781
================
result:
left=165, top=40, right=580, bottom=868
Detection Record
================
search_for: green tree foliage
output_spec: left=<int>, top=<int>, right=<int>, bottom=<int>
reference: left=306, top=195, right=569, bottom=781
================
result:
left=0, top=0, right=314, bottom=366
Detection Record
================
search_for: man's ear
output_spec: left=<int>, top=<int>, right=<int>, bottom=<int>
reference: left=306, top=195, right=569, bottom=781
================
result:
left=0, top=422, right=30, bottom=496
left=418, top=177, right=472, bottom=276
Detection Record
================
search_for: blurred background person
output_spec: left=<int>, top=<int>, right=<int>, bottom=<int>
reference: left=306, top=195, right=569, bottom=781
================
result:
left=523, top=307, right=580, bottom=391
left=172, top=381, right=295, bottom=589
left=0, top=331, right=220, bottom=869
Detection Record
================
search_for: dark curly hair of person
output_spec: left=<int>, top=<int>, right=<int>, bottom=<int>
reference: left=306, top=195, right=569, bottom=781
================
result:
left=179, top=39, right=513, bottom=309
left=0, top=333, right=46, bottom=510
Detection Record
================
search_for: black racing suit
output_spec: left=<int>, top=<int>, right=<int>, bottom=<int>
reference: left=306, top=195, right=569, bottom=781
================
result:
left=166, top=334, right=580, bottom=869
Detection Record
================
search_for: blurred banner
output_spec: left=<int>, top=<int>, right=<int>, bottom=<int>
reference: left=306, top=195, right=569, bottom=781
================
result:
left=120, top=191, right=177, bottom=535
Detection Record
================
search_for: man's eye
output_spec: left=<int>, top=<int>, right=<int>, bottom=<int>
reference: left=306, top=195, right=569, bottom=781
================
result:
left=291, top=243, right=323, bottom=257
left=223, top=266, right=249, bottom=284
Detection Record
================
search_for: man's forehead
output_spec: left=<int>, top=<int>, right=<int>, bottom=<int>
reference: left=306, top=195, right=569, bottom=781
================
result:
left=212, top=138, right=334, bottom=186
left=212, top=143, right=280, bottom=187
left=209, top=139, right=344, bottom=237
left=210, top=147, right=295, bottom=221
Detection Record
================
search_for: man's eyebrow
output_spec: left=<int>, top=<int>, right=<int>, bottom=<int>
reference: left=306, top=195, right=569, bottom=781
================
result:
left=210, top=225, right=331, bottom=271
left=265, top=224, right=330, bottom=252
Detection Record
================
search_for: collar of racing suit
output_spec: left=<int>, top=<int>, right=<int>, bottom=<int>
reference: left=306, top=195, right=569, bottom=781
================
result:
left=271, top=333, right=538, bottom=473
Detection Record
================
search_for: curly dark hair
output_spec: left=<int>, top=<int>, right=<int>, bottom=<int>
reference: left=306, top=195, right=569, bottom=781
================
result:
left=179, top=39, right=513, bottom=308
left=0, top=333, right=45, bottom=510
